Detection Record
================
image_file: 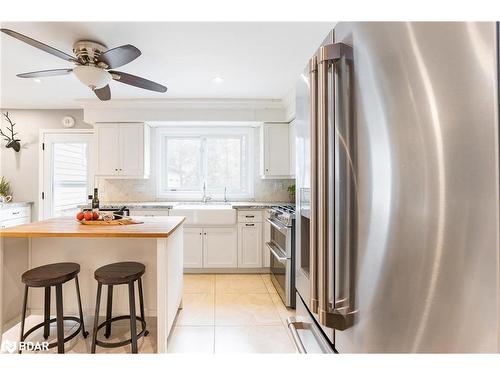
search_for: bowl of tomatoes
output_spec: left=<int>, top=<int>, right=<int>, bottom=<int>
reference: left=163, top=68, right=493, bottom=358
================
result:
left=76, top=210, right=100, bottom=222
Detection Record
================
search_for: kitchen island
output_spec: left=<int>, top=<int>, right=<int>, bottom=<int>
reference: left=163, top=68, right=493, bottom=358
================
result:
left=0, top=216, right=185, bottom=353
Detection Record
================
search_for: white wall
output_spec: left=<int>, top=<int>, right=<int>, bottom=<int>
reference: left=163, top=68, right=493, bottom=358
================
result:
left=0, top=109, right=91, bottom=219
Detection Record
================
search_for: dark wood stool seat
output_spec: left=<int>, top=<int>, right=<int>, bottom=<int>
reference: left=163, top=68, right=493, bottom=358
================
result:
left=94, top=261, right=145, bottom=285
left=91, top=262, right=148, bottom=354
left=19, top=262, right=88, bottom=354
left=22, top=262, right=80, bottom=287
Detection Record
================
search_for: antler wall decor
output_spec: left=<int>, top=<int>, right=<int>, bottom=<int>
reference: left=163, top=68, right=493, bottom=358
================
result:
left=1, top=112, right=21, bottom=152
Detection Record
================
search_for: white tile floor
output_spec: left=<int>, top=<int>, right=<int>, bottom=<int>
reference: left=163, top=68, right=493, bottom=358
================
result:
left=1, top=274, right=296, bottom=354
left=169, top=274, right=297, bottom=353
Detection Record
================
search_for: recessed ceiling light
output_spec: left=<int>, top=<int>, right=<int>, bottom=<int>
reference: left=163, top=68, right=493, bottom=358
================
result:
left=33, top=78, right=41, bottom=83
left=212, top=76, right=224, bottom=84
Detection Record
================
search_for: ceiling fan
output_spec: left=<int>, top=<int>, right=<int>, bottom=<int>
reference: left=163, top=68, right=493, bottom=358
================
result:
left=0, top=28, right=167, bottom=101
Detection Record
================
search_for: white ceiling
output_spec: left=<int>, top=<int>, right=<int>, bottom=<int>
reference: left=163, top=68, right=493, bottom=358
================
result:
left=0, top=22, right=334, bottom=109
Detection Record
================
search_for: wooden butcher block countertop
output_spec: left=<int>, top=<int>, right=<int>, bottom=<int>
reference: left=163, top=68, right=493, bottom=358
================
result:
left=0, top=216, right=185, bottom=238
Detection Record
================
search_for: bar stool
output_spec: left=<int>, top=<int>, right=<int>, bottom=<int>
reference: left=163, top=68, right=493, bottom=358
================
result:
left=19, top=262, right=88, bottom=354
left=91, top=262, right=148, bottom=354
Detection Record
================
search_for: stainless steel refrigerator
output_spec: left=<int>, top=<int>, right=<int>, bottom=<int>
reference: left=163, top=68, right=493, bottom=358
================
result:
left=291, top=22, right=500, bottom=353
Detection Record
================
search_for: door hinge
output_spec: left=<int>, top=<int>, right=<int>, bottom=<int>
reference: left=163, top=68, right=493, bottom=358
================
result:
left=41, top=192, right=44, bottom=200
left=42, top=142, right=45, bottom=151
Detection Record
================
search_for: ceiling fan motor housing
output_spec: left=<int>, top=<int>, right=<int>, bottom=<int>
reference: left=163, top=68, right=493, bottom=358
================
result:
left=73, top=40, right=108, bottom=66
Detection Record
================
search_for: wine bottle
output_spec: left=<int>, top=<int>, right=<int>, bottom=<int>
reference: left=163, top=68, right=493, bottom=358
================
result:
left=92, top=188, right=100, bottom=210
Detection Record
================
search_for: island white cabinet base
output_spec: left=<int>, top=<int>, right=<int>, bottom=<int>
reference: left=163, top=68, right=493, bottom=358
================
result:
left=0, top=217, right=184, bottom=354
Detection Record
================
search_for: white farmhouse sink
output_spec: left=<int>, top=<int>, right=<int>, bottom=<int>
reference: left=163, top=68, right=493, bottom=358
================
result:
left=170, top=204, right=236, bottom=225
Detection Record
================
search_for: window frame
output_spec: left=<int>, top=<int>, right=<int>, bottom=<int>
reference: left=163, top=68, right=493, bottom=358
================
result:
left=156, top=126, right=254, bottom=200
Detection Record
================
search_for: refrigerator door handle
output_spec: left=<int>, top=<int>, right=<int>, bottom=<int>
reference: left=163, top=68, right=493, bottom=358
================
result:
left=286, top=318, right=308, bottom=353
left=309, top=55, right=319, bottom=314
left=317, top=42, right=356, bottom=331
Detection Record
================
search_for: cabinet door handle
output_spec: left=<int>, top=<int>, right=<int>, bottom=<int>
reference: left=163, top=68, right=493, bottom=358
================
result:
left=245, top=215, right=255, bottom=218
left=245, top=223, right=255, bottom=227
left=12, top=211, right=20, bottom=215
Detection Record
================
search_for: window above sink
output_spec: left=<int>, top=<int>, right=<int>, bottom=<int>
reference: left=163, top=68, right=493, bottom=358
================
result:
left=156, top=126, right=254, bottom=200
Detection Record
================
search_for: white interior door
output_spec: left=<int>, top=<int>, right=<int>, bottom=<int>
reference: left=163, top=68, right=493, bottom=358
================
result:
left=41, top=132, right=95, bottom=219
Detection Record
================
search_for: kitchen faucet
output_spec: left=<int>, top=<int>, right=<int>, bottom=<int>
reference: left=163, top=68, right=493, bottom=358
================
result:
left=202, top=182, right=212, bottom=203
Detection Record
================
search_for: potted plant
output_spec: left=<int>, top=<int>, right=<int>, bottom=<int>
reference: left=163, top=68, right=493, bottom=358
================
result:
left=287, top=184, right=296, bottom=203
left=0, top=176, right=13, bottom=203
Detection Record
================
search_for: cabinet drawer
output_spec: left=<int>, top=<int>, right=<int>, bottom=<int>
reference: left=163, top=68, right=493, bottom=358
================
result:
left=0, top=217, right=30, bottom=229
left=0, top=206, right=31, bottom=221
left=237, top=210, right=263, bottom=223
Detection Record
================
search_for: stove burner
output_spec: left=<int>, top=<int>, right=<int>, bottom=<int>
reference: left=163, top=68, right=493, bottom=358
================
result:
left=270, top=204, right=296, bottom=227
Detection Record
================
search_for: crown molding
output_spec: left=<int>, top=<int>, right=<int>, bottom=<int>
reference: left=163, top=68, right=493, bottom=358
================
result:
left=77, top=97, right=284, bottom=110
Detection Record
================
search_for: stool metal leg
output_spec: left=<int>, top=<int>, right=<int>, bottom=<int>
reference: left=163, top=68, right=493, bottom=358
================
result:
left=75, top=276, right=88, bottom=338
left=91, top=282, right=102, bottom=354
left=55, top=284, right=64, bottom=354
left=128, top=281, right=138, bottom=354
left=138, top=277, right=149, bottom=336
left=18, top=285, right=28, bottom=354
left=43, top=287, right=51, bottom=339
left=104, top=285, right=113, bottom=339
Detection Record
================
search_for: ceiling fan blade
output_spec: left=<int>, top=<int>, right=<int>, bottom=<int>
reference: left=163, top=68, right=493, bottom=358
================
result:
left=109, top=70, right=167, bottom=93
left=98, top=44, right=141, bottom=69
left=17, top=68, right=73, bottom=78
left=94, top=85, right=111, bottom=101
left=1, top=28, right=75, bottom=62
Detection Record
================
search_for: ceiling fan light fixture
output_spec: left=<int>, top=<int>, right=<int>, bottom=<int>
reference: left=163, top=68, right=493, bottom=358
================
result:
left=73, top=65, right=111, bottom=90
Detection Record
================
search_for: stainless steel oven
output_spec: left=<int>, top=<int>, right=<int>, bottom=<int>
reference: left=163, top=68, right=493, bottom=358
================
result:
left=266, top=205, right=295, bottom=308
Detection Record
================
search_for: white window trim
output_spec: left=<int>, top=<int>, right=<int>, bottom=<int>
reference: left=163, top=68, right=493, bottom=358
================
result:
left=156, top=126, right=255, bottom=200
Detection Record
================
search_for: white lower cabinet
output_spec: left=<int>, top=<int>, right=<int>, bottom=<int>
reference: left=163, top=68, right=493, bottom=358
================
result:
left=183, top=226, right=237, bottom=269
left=0, top=205, right=31, bottom=229
left=203, top=227, right=238, bottom=268
left=238, top=223, right=262, bottom=268
left=184, top=227, right=204, bottom=268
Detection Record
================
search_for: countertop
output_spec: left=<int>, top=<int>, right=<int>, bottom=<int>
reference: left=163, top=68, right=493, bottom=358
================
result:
left=0, top=201, right=33, bottom=209
left=81, top=201, right=291, bottom=210
left=0, top=216, right=185, bottom=238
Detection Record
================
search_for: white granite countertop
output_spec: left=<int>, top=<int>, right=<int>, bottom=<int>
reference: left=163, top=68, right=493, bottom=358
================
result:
left=80, top=201, right=292, bottom=210
left=0, top=201, right=33, bottom=208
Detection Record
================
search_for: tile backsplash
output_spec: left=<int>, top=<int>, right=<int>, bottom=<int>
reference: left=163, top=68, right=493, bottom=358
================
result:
left=97, top=177, right=294, bottom=203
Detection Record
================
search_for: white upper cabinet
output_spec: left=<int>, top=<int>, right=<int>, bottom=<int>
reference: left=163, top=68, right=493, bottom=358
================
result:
left=95, top=123, right=150, bottom=178
left=260, top=122, right=295, bottom=178
left=96, top=124, right=120, bottom=175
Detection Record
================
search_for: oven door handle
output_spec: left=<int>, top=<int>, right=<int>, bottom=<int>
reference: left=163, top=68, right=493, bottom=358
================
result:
left=266, top=218, right=289, bottom=235
left=266, top=242, right=290, bottom=262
